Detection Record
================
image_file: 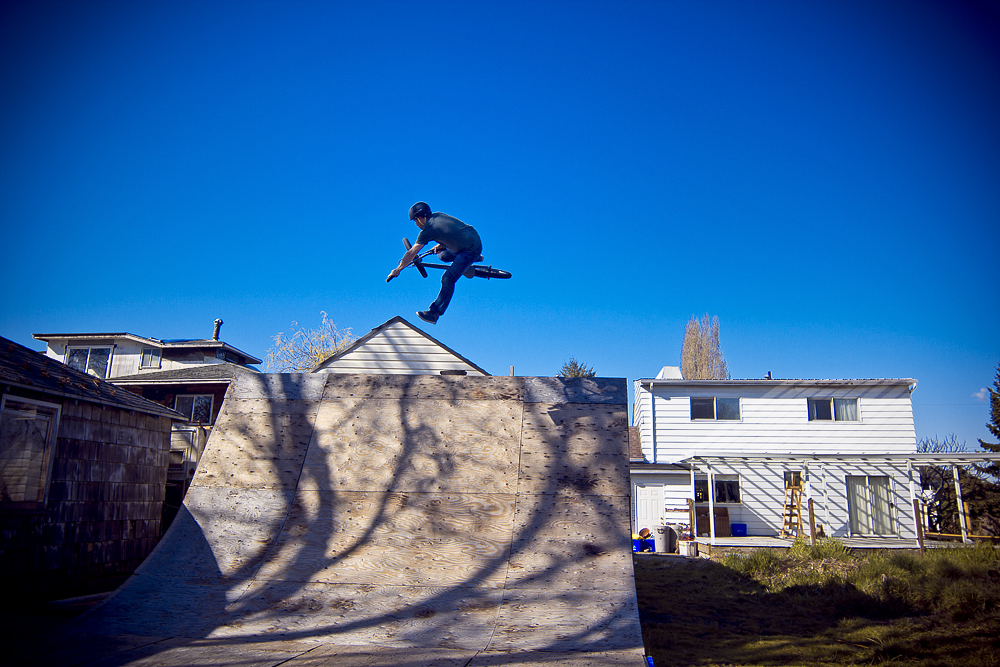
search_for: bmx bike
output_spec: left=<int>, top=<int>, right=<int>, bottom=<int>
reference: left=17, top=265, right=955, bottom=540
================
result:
left=386, top=238, right=512, bottom=282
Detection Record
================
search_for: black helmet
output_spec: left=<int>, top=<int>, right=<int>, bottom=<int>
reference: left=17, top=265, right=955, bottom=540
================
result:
left=408, top=201, right=431, bottom=220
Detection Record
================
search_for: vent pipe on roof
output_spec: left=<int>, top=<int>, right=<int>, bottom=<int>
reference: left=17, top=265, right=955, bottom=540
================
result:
left=213, top=319, right=223, bottom=341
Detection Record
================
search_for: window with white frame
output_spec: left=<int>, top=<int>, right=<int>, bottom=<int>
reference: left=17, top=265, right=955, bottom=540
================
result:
left=807, top=397, right=859, bottom=421
left=175, top=394, right=213, bottom=424
left=690, top=397, right=741, bottom=421
left=140, top=348, right=161, bottom=369
left=0, top=396, right=60, bottom=506
left=694, top=475, right=741, bottom=503
left=66, top=347, right=113, bottom=378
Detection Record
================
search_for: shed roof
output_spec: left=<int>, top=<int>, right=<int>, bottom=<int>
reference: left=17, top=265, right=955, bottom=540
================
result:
left=313, top=316, right=490, bottom=376
left=0, top=336, right=185, bottom=419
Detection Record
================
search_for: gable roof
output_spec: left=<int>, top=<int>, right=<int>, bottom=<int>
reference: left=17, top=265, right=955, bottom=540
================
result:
left=32, top=332, right=262, bottom=365
left=0, top=336, right=184, bottom=420
left=313, top=316, right=490, bottom=376
left=110, top=362, right=260, bottom=385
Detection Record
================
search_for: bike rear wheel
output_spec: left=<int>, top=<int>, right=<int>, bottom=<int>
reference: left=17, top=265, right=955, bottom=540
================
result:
left=473, top=266, right=512, bottom=280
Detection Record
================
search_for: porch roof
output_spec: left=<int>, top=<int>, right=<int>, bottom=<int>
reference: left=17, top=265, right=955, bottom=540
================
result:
left=680, top=452, right=1000, bottom=466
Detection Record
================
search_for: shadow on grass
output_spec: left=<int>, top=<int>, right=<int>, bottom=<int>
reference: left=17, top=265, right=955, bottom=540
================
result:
left=634, top=554, right=1000, bottom=667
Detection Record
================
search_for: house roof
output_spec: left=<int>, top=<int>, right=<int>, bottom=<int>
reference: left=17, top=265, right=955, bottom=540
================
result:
left=637, top=377, right=918, bottom=389
left=110, top=362, right=260, bottom=385
left=32, top=332, right=262, bottom=365
left=0, top=336, right=185, bottom=420
left=313, top=316, right=490, bottom=376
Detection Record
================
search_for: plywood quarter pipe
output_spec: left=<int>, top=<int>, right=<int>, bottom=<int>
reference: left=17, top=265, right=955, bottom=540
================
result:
left=47, top=374, right=647, bottom=666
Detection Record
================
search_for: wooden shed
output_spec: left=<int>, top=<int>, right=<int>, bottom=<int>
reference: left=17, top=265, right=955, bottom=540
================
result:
left=0, top=336, right=183, bottom=600
left=312, top=316, right=490, bottom=376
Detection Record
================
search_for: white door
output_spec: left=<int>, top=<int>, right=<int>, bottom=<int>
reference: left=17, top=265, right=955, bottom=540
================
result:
left=635, top=484, right=665, bottom=531
left=847, top=475, right=896, bottom=535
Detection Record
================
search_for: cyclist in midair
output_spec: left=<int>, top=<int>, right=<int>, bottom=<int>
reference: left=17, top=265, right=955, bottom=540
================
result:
left=387, top=202, right=483, bottom=325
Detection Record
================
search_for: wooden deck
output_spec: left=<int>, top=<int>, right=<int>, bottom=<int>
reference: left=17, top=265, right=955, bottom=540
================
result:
left=685, top=535, right=962, bottom=556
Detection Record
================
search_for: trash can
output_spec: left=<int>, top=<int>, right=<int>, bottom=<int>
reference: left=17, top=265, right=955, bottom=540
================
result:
left=731, top=522, right=748, bottom=537
left=653, top=526, right=669, bottom=553
left=681, top=540, right=699, bottom=557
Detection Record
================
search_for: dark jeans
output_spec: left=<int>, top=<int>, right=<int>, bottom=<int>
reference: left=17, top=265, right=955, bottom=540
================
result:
left=430, top=246, right=482, bottom=317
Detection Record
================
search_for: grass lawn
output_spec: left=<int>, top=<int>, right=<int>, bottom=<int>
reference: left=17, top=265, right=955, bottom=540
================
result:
left=634, top=540, right=1000, bottom=667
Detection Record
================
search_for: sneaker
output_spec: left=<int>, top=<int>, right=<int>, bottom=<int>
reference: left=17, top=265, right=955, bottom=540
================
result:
left=417, top=310, right=439, bottom=325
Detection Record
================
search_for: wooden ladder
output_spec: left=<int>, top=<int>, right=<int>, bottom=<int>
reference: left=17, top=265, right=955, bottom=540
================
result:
left=779, top=481, right=804, bottom=538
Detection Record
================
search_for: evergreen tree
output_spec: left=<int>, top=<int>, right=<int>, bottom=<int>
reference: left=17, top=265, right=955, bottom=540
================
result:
left=559, top=358, right=596, bottom=377
left=978, top=362, right=1000, bottom=455
left=680, top=314, right=729, bottom=380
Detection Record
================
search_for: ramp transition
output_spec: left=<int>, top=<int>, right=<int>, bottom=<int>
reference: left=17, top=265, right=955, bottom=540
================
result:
left=33, top=374, right=646, bottom=666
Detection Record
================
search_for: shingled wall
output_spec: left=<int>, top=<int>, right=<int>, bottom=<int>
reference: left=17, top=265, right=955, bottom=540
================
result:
left=0, top=395, right=173, bottom=600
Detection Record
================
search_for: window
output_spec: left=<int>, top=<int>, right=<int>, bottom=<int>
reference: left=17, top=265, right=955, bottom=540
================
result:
left=807, top=398, right=859, bottom=421
left=66, top=347, right=112, bottom=378
left=175, top=395, right=213, bottom=424
left=690, top=397, right=741, bottom=421
left=847, top=475, right=895, bottom=535
left=694, top=475, right=741, bottom=503
left=0, top=396, right=59, bottom=506
left=140, top=348, right=161, bottom=369
left=215, top=349, right=240, bottom=363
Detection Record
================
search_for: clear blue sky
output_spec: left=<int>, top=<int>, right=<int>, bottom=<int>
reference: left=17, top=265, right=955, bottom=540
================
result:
left=2, top=0, right=998, bottom=449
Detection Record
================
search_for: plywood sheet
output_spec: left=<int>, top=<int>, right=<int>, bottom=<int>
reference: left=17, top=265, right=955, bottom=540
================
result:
left=300, top=399, right=521, bottom=495
left=253, top=490, right=514, bottom=588
left=470, top=649, right=648, bottom=666
left=524, top=377, right=627, bottom=405
left=80, top=637, right=306, bottom=667
left=321, top=374, right=523, bottom=401
left=487, top=588, right=644, bottom=653
left=194, top=399, right=317, bottom=489
left=506, top=494, right=634, bottom=590
left=293, top=644, right=478, bottom=667
left=518, top=403, right=630, bottom=497
left=206, top=582, right=504, bottom=650
left=231, top=374, right=329, bottom=400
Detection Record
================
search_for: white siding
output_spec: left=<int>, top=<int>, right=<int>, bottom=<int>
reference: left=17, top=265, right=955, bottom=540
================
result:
left=634, top=381, right=917, bottom=461
left=43, top=338, right=226, bottom=378
left=314, top=322, right=486, bottom=376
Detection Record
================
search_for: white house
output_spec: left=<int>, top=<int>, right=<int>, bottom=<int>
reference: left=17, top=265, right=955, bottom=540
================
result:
left=631, top=366, right=923, bottom=540
left=312, top=316, right=490, bottom=376
left=33, top=319, right=261, bottom=380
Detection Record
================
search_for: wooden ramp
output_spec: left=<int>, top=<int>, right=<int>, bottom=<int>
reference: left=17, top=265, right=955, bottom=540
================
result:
left=47, top=374, right=646, bottom=666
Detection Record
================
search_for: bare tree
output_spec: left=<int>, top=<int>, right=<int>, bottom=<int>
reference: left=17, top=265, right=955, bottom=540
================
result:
left=917, top=434, right=967, bottom=533
left=264, top=312, right=356, bottom=372
left=680, top=314, right=729, bottom=380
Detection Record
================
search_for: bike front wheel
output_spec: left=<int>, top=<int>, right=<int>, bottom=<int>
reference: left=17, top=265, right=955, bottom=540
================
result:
left=473, top=266, right=512, bottom=280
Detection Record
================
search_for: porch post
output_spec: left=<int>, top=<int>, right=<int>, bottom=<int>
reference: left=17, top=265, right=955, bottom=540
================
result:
left=689, top=463, right=697, bottom=537
left=953, top=465, right=971, bottom=544
left=823, top=464, right=830, bottom=535
left=907, top=461, right=921, bottom=546
left=707, top=462, right=716, bottom=546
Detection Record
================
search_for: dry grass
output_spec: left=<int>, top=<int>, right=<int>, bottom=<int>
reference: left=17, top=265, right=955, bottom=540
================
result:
left=634, top=541, right=1000, bottom=666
